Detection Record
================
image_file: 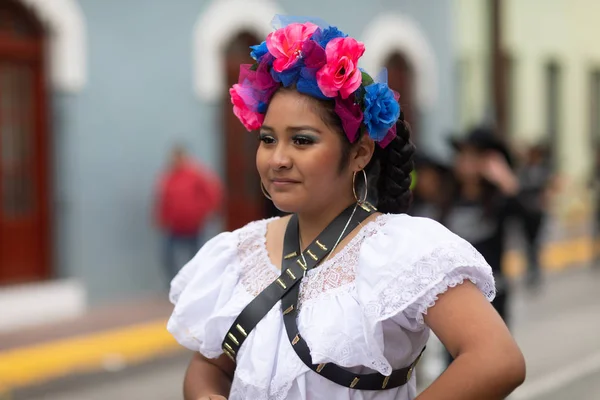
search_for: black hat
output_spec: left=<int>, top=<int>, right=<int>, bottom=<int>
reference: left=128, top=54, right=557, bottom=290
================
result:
left=449, top=126, right=513, bottom=167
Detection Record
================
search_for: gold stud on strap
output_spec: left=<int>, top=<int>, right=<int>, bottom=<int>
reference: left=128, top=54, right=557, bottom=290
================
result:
left=285, top=269, right=297, bottom=280
left=284, top=251, right=298, bottom=259
left=296, top=258, right=307, bottom=270
left=316, top=363, right=326, bottom=373
left=276, top=278, right=287, bottom=289
left=360, top=203, right=372, bottom=212
left=406, top=365, right=414, bottom=381
left=350, top=377, right=360, bottom=388
left=306, top=250, right=318, bottom=261
left=292, top=334, right=300, bottom=345
left=283, top=305, right=294, bottom=315
left=224, top=342, right=236, bottom=354
left=382, top=375, right=390, bottom=389
left=223, top=348, right=236, bottom=362
left=236, top=324, right=248, bottom=337
left=315, top=240, right=328, bottom=251
left=227, top=333, right=239, bottom=346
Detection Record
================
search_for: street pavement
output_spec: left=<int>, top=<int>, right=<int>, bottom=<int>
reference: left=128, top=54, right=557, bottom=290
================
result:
left=14, top=267, right=600, bottom=400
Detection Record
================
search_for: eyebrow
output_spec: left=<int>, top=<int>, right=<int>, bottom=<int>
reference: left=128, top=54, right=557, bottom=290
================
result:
left=260, top=125, right=322, bottom=134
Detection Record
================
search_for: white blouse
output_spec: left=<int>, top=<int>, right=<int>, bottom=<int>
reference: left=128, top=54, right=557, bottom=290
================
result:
left=168, top=214, right=495, bottom=400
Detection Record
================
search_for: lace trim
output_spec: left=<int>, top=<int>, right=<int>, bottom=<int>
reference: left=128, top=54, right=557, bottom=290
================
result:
left=237, top=215, right=389, bottom=304
left=363, top=239, right=496, bottom=324
left=229, top=379, right=294, bottom=400
left=409, top=271, right=495, bottom=325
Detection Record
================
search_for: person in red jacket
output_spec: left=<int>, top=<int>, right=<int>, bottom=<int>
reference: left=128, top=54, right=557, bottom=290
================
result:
left=155, top=145, right=223, bottom=281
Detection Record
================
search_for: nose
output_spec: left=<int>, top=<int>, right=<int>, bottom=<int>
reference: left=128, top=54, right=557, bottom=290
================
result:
left=268, top=142, right=292, bottom=170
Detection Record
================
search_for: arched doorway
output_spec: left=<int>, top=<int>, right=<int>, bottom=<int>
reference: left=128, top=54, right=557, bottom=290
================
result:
left=223, top=32, right=275, bottom=232
left=0, top=0, right=50, bottom=284
left=384, top=52, right=418, bottom=145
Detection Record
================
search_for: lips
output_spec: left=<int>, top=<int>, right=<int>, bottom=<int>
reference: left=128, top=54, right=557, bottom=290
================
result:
left=270, top=178, right=300, bottom=187
left=271, top=179, right=300, bottom=183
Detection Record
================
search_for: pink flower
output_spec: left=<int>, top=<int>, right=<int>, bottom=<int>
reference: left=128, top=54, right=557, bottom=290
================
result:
left=266, top=22, right=319, bottom=73
left=316, top=37, right=365, bottom=99
left=230, top=84, right=264, bottom=131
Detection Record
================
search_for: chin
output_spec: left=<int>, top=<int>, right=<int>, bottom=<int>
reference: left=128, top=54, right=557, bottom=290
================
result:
left=270, top=195, right=302, bottom=214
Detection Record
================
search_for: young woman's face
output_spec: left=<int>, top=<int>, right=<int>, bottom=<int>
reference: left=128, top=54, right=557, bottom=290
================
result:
left=257, top=90, right=362, bottom=214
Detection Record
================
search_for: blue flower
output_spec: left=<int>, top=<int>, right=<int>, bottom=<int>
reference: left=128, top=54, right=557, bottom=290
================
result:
left=297, top=68, right=328, bottom=100
left=311, top=26, right=347, bottom=49
left=270, top=61, right=302, bottom=87
left=363, top=83, right=401, bottom=141
left=250, top=41, right=269, bottom=61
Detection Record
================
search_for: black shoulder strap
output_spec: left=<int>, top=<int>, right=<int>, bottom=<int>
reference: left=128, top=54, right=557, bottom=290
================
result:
left=281, top=205, right=425, bottom=390
left=221, top=203, right=370, bottom=361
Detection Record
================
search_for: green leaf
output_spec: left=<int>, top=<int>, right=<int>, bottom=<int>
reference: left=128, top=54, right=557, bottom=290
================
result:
left=361, top=71, right=374, bottom=86
left=250, top=63, right=259, bottom=71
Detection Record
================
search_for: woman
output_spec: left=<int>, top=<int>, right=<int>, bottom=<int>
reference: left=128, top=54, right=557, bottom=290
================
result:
left=168, top=17, right=525, bottom=400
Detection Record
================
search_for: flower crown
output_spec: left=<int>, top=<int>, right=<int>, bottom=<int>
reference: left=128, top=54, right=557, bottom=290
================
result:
left=229, top=16, right=400, bottom=148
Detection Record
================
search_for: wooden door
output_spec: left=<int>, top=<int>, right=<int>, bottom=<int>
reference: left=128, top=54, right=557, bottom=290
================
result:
left=385, top=53, right=418, bottom=145
left=223, top=32, right=271, bottom=231
left=0, top=0, right=50, bottom=284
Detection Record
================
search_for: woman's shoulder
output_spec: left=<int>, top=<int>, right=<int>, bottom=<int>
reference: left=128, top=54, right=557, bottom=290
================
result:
left=356, top=213, right=495, bottom=326
left=373, top=213, right=462, bottom=248
left=357, top=213, right=491, bottom=287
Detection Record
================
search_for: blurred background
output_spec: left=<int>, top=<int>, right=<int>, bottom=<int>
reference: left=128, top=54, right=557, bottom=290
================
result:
left=0, top=0, right=599, bottom=399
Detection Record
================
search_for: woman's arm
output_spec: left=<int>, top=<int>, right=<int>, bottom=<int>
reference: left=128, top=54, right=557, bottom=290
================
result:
left=184, top=353, right=235, bottom=400
left=417, top=282, right=525, bottom=400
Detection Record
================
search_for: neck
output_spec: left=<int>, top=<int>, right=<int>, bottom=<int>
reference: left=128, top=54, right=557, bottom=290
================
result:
left=296, top=195, right=356, bottom=250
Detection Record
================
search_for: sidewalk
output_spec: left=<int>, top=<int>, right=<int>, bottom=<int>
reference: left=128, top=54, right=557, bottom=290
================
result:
left=1, top=231, right=597, bottom=397
left=0, top=298, right=181, bottom=396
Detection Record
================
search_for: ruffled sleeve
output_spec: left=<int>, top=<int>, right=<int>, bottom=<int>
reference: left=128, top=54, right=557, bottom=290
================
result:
left=167, top=230, right=241, bottom=358
left=355, top=214, right=495, bottom=370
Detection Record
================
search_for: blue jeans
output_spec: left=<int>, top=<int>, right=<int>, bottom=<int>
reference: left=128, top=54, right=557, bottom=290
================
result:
left=164, top=233, right=200, bottom=282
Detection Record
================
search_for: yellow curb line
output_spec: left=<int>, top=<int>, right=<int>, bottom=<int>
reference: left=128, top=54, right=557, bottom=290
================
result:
left=0, top=319, right=181, bottom=393
left=505, top=236, right=598, bottom=278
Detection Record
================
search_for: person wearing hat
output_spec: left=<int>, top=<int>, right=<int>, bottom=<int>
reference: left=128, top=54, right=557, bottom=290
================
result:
left=445, top=127, right=520, bottom=324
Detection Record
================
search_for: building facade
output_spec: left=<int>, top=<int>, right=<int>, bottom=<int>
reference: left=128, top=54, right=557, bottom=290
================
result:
left=455, top=0, right=599, bottom=216
left=0, top=0, right=456, bottom=330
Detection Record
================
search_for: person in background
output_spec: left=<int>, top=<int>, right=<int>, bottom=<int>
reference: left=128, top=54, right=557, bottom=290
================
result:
left=445, top=127, right=520, bottom=325
left=516, top=143, right=555, bottom=288
left=155, top=145, right=223, bottom=282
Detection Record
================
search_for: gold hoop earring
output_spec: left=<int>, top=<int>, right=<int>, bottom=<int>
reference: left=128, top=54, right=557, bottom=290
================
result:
left=352, top=170, right=368, bottom=204
left=261, top=182, right=272, bottom=200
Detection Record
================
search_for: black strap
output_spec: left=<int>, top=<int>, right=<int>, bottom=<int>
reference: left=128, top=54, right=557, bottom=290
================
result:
left=221, top=203, right=368, bottom=361
left=281, top=205, right=425, bottom=390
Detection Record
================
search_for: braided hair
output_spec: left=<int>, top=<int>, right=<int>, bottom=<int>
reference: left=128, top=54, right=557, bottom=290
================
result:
left=368, top=112, right=415, bottom=214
